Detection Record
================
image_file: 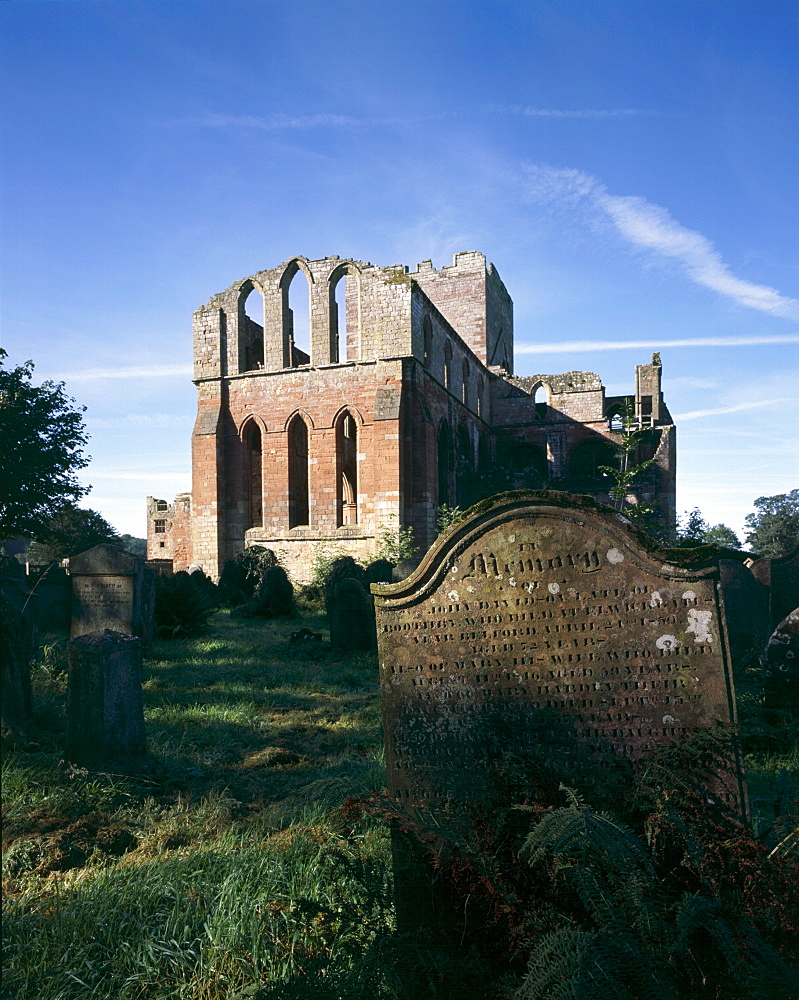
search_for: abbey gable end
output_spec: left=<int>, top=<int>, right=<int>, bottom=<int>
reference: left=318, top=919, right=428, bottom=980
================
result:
left=147, top=252, right=676, bottom=582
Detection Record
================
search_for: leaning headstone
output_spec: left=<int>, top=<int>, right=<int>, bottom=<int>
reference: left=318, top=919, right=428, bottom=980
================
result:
left=70, top=544, right=155, bottom=646
left=763, top=607, right=799, bottom=723
left=372, top=492, right=745, bottom=930
left=66, top=630, right=146, bottom=768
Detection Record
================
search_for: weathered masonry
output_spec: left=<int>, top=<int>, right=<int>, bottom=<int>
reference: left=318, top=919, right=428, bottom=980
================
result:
left=372, top=492, right=744, bottom=930
left=148, top=252, right=676, bottom=581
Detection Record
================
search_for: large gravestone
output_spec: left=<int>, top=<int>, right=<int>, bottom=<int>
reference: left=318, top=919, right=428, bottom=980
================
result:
left=70, top=544, right=155, bottom=645
left=66, top=629, right=146, bottom=767
left=373, top=492, right=745, bottom=929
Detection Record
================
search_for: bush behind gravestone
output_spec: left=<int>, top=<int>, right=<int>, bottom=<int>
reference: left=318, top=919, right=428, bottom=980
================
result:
left=154, top=571, right=219, bottom=638
left=218, top=546, right=280, bottom=607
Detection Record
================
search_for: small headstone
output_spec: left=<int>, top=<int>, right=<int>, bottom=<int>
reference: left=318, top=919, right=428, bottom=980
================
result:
left=332, top=578, right=376, bottom=651
left=372, top=493, right=745, bottom=930
left=763, top=607, right=799, bottom=723
left=70, top=544, right=155, bottom=645
left=66, top=629, right=146, bottom=768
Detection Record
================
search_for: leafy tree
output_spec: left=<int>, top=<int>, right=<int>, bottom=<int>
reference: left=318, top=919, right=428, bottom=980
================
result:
left=674, top=506, right=707, bottom=547
left=703, top=522, right=740, bottom=548
left=0, top=350, right=90, bottom=541
left=26, top=505, right=120, bottom=562
left=674, top=508, right=741, bottom=549
left=744, top=490, right=799, bottom=557
left=119, top=534, right=147, bottom=559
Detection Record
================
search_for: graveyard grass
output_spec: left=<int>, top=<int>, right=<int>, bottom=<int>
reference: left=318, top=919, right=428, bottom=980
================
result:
left=2, top=604, right=395, bottom=1000
left=3, top=603, right=798, bottom=999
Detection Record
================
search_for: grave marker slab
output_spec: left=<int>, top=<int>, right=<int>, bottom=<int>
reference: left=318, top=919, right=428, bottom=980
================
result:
left=66, top=629, right=146, bottom=767
left=70, top=544, right=155, bottom=645
left=373, top=493, right=746, bottom=928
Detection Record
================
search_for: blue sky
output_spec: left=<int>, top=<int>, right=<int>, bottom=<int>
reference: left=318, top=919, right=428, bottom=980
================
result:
left=2, top=0, right=797, bottom=542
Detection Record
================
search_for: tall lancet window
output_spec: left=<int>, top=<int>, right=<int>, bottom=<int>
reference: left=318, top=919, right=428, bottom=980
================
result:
left=337, top=412, right=358, bottom=525
left=288, top=416, right=310, bottom=527
left=246, top=423, right=263, bottom=528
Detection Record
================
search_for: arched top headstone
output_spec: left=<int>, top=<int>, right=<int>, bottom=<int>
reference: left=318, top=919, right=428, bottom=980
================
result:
left=372, top=491, right=745, bottom=816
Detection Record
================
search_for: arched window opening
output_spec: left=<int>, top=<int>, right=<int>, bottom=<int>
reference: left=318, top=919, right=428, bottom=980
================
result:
left=243, top=287, right=265, bottom=371
left=288, top=416, right=310, bottom=527
left=423, top=317, right=433, bottom=366
left=337, top=412, right=358, bottom=526
left=287, top=269, right=311, bottom=366
left=476, top=376, right=484, bottom=419
left=443, top=342, right=452, bottom=391
left=462, top=360, right=469, bottom=406
left=568, top=439, right=617, bottom=482
left=609, top=410, right=624, bottom=432
left=533, top=383, right=548, bottom=419
left=246, top=423, right=263, bottom=528
left=331, top=271, right=359, bottom=364
left=437, top=421, right=453, bottom=507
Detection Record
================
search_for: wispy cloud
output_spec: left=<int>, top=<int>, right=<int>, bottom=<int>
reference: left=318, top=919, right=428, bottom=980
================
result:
left=496, top=105, right=664, bottom=119
left=166, top=111, right=458, bottom=132
left=515, top=334, right=799, bottom=354
left=182, top=112, right=361, bottom=131
left=57, top=364, right=192, bottom=381
left=673, top=398, right=794, bottom=421
left=522, top=165, right=799, bottom=319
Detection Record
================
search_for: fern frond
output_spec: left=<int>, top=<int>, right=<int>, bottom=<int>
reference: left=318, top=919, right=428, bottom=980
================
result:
left=516, top=927, right=593, bottom=1000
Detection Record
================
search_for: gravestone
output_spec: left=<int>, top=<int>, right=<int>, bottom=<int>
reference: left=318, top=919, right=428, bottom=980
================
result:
left=332, top=578, right=376, bottom=651
left=763, top=607, right=799, bottom=723
left=70, top=544, right=155, bottom=645
left=372, top=492, right=745, bottom=930
left=324, top=557, right=377, bottom=651
left=749, top=546, right=799, bottom=629
left=66, top=629, right=146, bottom=767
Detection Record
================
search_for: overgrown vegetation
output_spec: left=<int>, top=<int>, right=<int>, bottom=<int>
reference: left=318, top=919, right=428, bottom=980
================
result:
left=2, top=607, right=797, bottom=999
left=154, top=570, right=220, bottom=637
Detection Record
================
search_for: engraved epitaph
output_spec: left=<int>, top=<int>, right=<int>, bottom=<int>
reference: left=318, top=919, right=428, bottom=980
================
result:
left=372, top=493, right=745, bottom=928
left=70, top=544, right=155, bottom=645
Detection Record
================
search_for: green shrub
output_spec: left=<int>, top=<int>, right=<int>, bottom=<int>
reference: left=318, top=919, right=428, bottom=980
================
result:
left=236, top=565, right=295, bottom=619
left=218, top=546, right=280, bottom=607
left=155, top=571, right=218, bottom=638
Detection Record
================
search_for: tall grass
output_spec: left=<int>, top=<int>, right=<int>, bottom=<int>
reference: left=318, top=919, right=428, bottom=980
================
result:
left=3, top=608, right=797, bottom=999
left=2, top=609, right=394, bottom=999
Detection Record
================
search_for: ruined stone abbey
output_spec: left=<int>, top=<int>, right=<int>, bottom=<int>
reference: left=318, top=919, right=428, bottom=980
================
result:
left=147, top=251, right=676, bottom=581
